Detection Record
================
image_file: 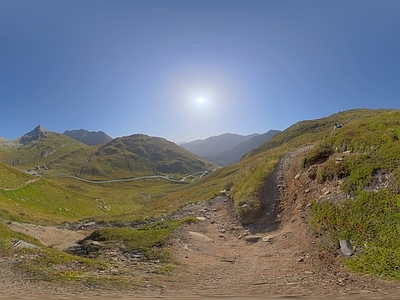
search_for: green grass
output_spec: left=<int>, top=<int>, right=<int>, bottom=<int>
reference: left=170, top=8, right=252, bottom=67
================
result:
left=88, top=218, right=196, bottom=261
left=0, top=132, right=86, bottom=169
left=0, top=219, right=105, bottom=283
left=0, top=162, right=36, bottom=190
left=2, top=108, right=400, bottom=282
left=311, top=190, right=400, bottom=279
left=0, top=217, right=193, bottom=284
left=297, top=110, right=400, bottom=279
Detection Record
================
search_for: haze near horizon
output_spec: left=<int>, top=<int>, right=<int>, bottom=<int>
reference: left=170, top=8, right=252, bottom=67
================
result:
left=1, top=0, right=399, bottom=143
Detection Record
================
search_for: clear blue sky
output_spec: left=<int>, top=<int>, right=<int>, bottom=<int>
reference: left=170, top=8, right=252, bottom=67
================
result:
left=1, top=0, right=399, bottom=143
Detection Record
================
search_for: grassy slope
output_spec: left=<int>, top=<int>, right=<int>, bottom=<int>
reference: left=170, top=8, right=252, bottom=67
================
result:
left=79, top=134, right=214, bottom=179
left=0, top=132, right=87, bottom=169
left=48, top=134, right=215, bottom=180
left=1, top=108, right=399, bottom=281
left=0, top=162, right=35, bottom=190
left=226, top=108, right=400, bottom=279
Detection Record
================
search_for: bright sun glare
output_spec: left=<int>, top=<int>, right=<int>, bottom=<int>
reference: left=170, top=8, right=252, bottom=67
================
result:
left=197, top=97, right=205, bottom=104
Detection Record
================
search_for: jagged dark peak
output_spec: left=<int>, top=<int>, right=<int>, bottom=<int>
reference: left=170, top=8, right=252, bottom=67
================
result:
left=19, top=125, right=47, bottom=144
left=63, top=129, right=113, bottom=146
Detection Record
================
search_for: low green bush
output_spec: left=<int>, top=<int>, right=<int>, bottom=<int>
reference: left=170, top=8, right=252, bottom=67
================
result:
left=311, top=190, right=400, bottom=279
left=301, top=144, right=333, bottom=169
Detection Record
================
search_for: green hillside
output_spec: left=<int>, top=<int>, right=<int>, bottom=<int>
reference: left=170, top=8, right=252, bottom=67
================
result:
left=75, top=134, right=215, bottom=179
left=0, top=131, right=87, bottom=169
left=229, top=108, right=400, bottom=280
left=0, top=162, right=36, bottom=190
left=1, top=108, right=399, bottom=282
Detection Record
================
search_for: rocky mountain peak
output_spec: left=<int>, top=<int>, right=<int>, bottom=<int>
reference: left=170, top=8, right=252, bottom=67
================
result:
left=19, top=125, right=47, bottom=144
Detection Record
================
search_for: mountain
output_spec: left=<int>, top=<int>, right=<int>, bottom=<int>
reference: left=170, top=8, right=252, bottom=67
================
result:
left=19, top=125, right=47, bottom=144
left=210, top=130, right=281, bottom=166
left=180, top=133, right=259, bottom=159
left=50, top=134, right=216, bottom=179
left=0, top=125, right=86, bottom=167
left=63, top=129, right=113, bottom=146
left=1, top=109, right=399, bottom=282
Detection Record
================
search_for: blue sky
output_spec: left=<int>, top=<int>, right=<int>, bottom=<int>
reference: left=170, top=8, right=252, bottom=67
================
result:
left=1, top=0, right=399, bottom=143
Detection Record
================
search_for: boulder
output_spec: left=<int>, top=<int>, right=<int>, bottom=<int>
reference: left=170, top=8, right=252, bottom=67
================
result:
left=339, top=240, right=353, bottom=256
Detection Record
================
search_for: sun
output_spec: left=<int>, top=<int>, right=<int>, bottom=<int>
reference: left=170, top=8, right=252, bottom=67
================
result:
left=193, top=94, right=209, bottom=109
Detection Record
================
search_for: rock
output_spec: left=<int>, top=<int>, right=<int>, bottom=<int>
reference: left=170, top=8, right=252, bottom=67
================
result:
left=307, top=165, right=318, bottom=180
left=262, top=235, right=275, bottom=243
left=294, top=173, right=301, bottom=180
left=196, top=216, right=206, bottom=221
left=339, top=240, right=353, bottom=256
left=12, top=239, right=38, bottom=249
left=241, top=204, right=249, bottom=208
left=244, top=235, right=262, bottom=243
left=188, top=231, right=214, bottom=242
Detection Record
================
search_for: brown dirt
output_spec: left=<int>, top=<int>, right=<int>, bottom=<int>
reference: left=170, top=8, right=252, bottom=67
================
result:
left=2, top=146, right=400, bottom=299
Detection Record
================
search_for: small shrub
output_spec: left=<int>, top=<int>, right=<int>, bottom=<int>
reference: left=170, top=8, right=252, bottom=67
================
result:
left=301, top=144, right=333, bottom=169
left=316, top=159, right=349, bottom=184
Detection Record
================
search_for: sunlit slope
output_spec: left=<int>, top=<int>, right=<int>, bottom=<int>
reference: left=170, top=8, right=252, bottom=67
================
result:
left=0, top=162, right=36, bottom=190
left=75, top=134, right=215, bottom=179
left=245, top=108, right=384, bottom=159
left=230, top=108, right=400, bottom=217
left=0, top=131, right=87, bottom=169
left=0, top=170, right=160, bottom=224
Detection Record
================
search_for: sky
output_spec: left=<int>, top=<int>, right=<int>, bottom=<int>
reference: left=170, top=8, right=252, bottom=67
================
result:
left=1, top=0, right=400, bottom=143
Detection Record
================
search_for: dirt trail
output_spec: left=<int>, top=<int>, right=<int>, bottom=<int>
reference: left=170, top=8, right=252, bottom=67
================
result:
left=1, top=146, right=400, bottom=299
left=167, top=146, right=400, bottom=298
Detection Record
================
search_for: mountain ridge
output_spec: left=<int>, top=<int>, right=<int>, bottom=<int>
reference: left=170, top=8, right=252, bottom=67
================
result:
left=180, top=133, right=259, bottom=158
left=63, top=129, right=113, bottom=146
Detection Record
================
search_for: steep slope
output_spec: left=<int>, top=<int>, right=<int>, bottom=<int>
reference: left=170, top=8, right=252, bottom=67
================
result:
left=0, top=161, right=36, bottom=190
left=74, top=134, right=215, bottom=179
left=227, top=108, right=400, bottom=281
left=180, top=133, right=258, bottom=158
left=63, top=129, right=113, bottom=146
left=210, top=129, right=281, bottom=166
left=0, top=125, right=87, bottom=168
left=18, top=125, right=47, bottom=144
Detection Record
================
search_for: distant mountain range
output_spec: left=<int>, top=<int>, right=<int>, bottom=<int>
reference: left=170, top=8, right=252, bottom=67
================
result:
left=64, top=129, right=112, bottom=146
left=0, top=126, right=280, bottom=177
left=180, top=130, right=281, bottom=166
left=0, top=125, right=215, bottom=179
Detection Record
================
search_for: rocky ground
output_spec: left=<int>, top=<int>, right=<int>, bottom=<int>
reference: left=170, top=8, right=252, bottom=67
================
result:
left=2, top=146, right=400, bottom=299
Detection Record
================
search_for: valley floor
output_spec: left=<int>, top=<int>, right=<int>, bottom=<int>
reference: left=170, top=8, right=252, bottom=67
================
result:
left=2, top=147, right=400, bottom=299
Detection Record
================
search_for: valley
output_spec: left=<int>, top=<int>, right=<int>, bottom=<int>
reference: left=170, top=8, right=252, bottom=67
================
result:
left=1, top=109, right=400, bottom=299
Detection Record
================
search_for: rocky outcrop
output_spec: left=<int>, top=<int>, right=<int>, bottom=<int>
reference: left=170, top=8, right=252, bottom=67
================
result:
left=19, top=125, right=47, bottom=144
left=63, top=129, right=113, bottom=146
